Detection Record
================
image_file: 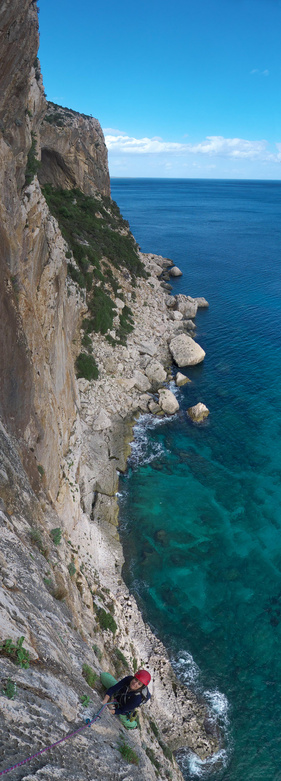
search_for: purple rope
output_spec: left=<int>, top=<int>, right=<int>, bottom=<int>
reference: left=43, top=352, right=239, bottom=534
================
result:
left=0, top=702, right=111, bottom=777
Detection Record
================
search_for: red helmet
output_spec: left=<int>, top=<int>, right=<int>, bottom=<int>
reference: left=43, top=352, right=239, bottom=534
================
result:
left=135, top=669, right=151, bottom=686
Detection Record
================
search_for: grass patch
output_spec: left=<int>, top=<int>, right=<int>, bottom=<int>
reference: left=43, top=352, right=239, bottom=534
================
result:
left=30, top=528, right=48, bottom=557
left=68, top=561, right=76, bottom=577
left=82, top=663, right=97, bottom=688
left=149, top=719, right=159, bottom=738
left=50, top=527, right=62, bottom=545
left=2, top=678, right=17, bottom=700
left=92, top=643, right=102, bottom=661
left=97, top=607, right=117, bottom=634
left=117, top=737, right=139, bottom=766
left=145, top=746, right=161, bottom=771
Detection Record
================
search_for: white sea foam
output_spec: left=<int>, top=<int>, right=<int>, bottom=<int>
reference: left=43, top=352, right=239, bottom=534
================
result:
left=172, top=649, right=200, bottom=685
left=128, top=413, right=168, bottom=468
left=204, top=689, right=229, bottom=724
left=172, top=650, right=231, bottom=778
left=182, top=747, right=230, bottom=778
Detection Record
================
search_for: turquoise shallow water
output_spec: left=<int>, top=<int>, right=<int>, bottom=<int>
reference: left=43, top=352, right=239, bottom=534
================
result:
left=111, top=179, right=281, bottom=780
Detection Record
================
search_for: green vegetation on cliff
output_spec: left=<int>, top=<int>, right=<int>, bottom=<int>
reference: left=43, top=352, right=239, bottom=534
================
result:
left=42, top=185, right=145, bottom=280
left=42, top=186, right=146, bottom=364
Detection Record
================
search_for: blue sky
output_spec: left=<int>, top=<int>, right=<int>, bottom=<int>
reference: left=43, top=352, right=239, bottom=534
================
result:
left=39, top=0, right=281, bottom=179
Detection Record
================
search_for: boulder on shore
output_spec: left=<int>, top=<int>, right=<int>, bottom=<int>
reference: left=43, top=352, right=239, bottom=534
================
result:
left=158, top=388, right=179, bottom=415
left=169, top=333, right=206, bottom=367
left=145, top=360, right=167, bottom=385
left=133, top=371, right=151, bottom=392
left=187, top=403, right=210, bottom=422
left=175, top=294, right=198, bottom=318
left=169, top=266, right=183, bottom=277
left=194, top=296, right=209, bottom=308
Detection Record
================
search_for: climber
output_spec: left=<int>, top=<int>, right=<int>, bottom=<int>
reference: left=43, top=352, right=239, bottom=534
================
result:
left=101, top=670, right=151, bottom=725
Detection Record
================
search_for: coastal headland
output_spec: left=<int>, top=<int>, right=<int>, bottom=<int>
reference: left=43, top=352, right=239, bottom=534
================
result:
left=0, top=2, right=219, bottom=778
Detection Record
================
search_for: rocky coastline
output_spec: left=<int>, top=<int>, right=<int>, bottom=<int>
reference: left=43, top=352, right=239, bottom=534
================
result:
left=0, top=3, right=220, bottom=778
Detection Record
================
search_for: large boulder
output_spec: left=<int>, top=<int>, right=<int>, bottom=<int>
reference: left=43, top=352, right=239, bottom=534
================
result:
left=133, top=371, right=151, bottom=392
left=187, top=403, right=210, bottom=422
left=175, top=294, right=198, bottom=318
left=145, top=360, right=167, bottom=386
left=169, top=266, right=182, bottom=277
left=158, top=389, right=179, bottom=415
left=169, top=333, right=205, bottom=367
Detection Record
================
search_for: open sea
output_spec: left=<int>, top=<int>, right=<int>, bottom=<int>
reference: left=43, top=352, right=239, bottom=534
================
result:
left=111, top=178, right=281, bottom=781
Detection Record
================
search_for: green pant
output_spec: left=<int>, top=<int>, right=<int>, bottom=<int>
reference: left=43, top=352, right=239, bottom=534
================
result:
left=100, top=672, right=138, bottom=729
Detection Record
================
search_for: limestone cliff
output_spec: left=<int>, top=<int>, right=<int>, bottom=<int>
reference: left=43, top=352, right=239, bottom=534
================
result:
left=0, top=3, right=219, bottom=780
left=39, top=102, right=110, bottom=197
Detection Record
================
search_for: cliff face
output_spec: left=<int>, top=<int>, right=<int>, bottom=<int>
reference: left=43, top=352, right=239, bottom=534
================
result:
left=0, top=4, right=219, bottom=780
left=39, top=102, right=110, bottom=197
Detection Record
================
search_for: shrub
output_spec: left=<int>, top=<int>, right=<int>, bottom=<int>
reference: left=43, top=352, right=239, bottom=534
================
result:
left=2, top=678, right=16, bottom=700
left=50, top=527, right=62, bottom=545
left=37, top=464, right=44, bottom=477
left=81, top=694, right=91, bottom=707
left=97, top=608, right=117, bottom=634
left=25, top=132, right=40, bottom=186
left=117, top=738, right=139, bottom=766
left=116, top=305, right=134, bottom=345
left=81, top=332, right=92, bottom=349
left=82, top=663, right=97, bottom=688
left=87, top=287, right=116, bottom=335
left=0, top=637, right=30, bottom=669
left=75, top=353, right=98, bottom=381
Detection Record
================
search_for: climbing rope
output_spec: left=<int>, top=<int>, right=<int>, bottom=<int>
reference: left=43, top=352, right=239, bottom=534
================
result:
left=0, top=701, right=115, bottom=777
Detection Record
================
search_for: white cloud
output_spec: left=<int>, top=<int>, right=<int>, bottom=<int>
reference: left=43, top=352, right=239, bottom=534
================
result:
left=103, top=127, right=128, bottom=136
left=189, top=136, right=267, bottom=159
left=104, top=132, right=280, bottom=162
left=250, top=68, right=270, bottom=76
left=104, top=133, right=185, bottom=154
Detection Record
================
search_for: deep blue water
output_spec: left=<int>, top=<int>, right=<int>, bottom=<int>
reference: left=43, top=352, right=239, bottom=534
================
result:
left=111, top=179, right=281, bottom=780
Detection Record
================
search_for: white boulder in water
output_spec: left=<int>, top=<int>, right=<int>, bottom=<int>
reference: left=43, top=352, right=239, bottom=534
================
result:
left=175, top=372, right=191, bottom=387
left=169, top=266, right=183, bottom=277
left=169, top=333, right=205, bottom=367
left=187, top=403, right=209, bottom=422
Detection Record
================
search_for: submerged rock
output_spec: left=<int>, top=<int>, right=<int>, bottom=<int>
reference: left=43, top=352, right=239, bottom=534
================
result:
left=169, top=334, right=206, bottom=367
left=187, top=403, right=210, bottom=422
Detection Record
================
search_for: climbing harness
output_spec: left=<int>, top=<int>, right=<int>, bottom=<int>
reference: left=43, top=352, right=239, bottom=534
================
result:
left=0, top=701, right=115, bottom=777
